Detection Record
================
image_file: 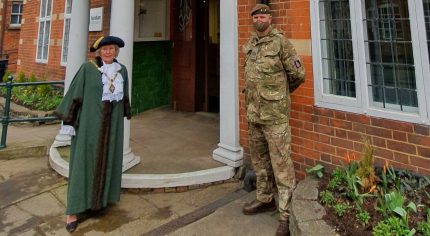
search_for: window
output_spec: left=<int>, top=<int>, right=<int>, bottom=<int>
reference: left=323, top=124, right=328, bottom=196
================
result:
left=319, top=0, right=356, bottom=98
left=134, top=0, right=170, bottom=41
left=10, top=1, right=23, bottom=27
left=311, top=0, right=430, bottom=124
left=36, top=0, right=52, bottom=63
left=61, top=0, right=72, bottom=65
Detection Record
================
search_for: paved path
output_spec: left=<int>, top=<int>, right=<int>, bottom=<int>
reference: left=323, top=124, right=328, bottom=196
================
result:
left=0, top=156, right=279, bottom=235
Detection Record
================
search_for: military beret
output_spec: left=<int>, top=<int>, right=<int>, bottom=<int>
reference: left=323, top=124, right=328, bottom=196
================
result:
left=250, top=4, right=271, bottom=16
left=90, top=36, right=125, bottom=52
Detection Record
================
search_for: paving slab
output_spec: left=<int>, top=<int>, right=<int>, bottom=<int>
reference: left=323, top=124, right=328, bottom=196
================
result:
left=0, top=205, right=42, bottom=235
left=167, top=191, right=279, bottom=236
left=0, top=157, right=66, bottom=209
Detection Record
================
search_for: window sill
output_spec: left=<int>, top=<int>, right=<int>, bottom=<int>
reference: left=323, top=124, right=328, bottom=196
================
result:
left=8, top=25, right=21, bottom=30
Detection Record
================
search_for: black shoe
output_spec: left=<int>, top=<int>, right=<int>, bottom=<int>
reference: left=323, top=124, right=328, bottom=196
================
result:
left=65, top=220, right=78, bottom=233
left=242, top=199, right=277, bottom=215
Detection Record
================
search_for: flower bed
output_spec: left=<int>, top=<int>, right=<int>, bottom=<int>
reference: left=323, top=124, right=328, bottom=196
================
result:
left=309, top=140, right=430, bottom=235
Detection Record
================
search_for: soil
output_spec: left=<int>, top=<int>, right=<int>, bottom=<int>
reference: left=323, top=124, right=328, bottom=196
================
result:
left=317, top=174, right=430, bottom=236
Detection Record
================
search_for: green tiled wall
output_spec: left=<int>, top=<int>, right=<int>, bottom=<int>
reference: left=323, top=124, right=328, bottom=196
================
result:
left=131, top=41, right=172, bottom=115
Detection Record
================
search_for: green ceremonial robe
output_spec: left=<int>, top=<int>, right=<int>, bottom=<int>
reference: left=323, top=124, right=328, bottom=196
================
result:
left=55, top=60, right=131, bottom=215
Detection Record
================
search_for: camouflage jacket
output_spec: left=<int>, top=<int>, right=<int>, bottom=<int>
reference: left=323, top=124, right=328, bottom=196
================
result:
left=243, top=27, right=305, bottom=125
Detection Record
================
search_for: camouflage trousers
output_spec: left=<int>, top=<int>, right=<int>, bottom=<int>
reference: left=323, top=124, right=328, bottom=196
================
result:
left=248, top=122, right=296, bottom=220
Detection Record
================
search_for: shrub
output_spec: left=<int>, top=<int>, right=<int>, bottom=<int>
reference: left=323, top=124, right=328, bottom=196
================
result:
left=0, top=73, right=63, bottom=111
left=327, top=167, right=346, bottom=190
left=333, top=203, right=349, bottom=217
left=319, top=190, right=335, bottom=206
left=372, top=217, right=416, bottom=236
left=356, top=209, right=370, bottom=225
left=2, top=70, right=11, bottom=82
left=356, top=137, right=376, bottom=192
left=16, top=71, right=26, bottom=82
left=418, top=209, right=430, bottom=236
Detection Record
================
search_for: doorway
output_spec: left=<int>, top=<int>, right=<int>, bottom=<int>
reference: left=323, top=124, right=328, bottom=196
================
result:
left=172, top=0, right=220, bottom=112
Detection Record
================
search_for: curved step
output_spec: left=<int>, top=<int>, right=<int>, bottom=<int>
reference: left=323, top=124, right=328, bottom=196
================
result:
left=49, top=146, right=236, bottom=188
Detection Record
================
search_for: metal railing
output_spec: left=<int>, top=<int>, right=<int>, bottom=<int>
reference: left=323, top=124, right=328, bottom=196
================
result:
left=0, top=76, right=64, bottom=149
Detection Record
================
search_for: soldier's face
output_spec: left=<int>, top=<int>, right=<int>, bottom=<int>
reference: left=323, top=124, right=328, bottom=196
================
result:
left=252, top=14, right=272, bottom=32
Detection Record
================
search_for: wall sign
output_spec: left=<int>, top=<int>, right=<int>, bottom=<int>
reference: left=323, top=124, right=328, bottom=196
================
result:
left=89, top=7, right=103, bottom=32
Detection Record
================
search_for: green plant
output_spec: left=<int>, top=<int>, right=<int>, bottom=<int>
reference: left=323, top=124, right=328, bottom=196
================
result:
left=327, top=167, right=346, bottom=190
left=319, top=190, right=335, bottom=206
left=28, top=74, right=37, bottom=82
left=2, top=70, right=11, bottom=82
left=356, top=209, right=370, bottom=225
left=306, top=164, right=324, bottom=178
left=333, top=203, right=349, bottom=216
left=377, top=189, right=417, bottom=224
left=373, top=216, right=416, bottom=236
left=1, top=74, right=63, bottom=111
left=16, top=71, right=26, bottom=82
left=380, top=161, right=402, bottom=196
left=342, top=160, right=363, bottom=204
left=28, top=73, right=37, bottom=91
left=418, top=209, right=430, bottom=236
left=356, top=137, right=376, bottom=191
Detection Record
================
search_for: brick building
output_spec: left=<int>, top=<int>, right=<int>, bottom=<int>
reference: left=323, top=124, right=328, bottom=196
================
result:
left=0, top=0, right=22, bottom=72
left=0, top=0, right=111, bottom=80
left=1, top=0, right=429, bottom=186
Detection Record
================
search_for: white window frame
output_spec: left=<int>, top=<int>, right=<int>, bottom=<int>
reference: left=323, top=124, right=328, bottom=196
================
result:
left=36, top=0, right=52, bottom=63
left=311, top=0, right=430, bottom=125
left=61, top=0, right=72, bottom=66
left=10, top=1, right=23, bottom=28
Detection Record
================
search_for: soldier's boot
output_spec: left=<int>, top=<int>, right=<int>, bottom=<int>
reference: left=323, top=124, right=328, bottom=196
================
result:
left=242, top=199, right=276, bottom=215
left=275, top=219, right=290, bottom=236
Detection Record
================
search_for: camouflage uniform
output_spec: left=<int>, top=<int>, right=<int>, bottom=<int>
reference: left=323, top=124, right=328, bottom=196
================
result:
left=243, top=26, right=305, bottom=220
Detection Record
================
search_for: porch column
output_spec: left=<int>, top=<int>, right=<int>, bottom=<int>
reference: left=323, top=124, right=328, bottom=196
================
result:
left=110, top=0, right=141, bottom=171
left=52, top=0, right=90, bottom=147
left=213, top=0, right=243, bottom=167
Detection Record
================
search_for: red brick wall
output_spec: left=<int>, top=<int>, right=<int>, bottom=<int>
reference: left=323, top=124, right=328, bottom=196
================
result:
left=87, top=0, right=111, bottom=60
left=237, top=0, right=430, bottom=179
left=16, top=0, right=66, bottom=80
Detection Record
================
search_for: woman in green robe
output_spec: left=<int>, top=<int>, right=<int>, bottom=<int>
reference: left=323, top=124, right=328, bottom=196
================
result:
left=54, top=36, right=131, bottom=233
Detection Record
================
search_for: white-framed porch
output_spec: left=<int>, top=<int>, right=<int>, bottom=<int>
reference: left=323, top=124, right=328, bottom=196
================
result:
left=49, top=0, right=242, bottom=188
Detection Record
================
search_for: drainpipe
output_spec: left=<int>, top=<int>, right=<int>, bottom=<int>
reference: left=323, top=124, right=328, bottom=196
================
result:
left=0, top=0, right=7, bottom=58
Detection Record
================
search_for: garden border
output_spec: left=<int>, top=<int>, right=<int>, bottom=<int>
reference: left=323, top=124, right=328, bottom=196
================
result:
left=290, top=177, right=339, bottom=236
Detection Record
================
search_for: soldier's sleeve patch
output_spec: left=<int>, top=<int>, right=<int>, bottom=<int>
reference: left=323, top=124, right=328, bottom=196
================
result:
left=293, top=56, right=302, bottom=69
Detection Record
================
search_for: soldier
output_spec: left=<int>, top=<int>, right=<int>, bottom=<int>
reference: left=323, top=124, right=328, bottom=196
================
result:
left=242, top=3, right=305, bottom=236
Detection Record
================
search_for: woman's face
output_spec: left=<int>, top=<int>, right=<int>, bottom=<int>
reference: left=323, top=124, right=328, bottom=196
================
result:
left=99, top=44, right=116, bottom=64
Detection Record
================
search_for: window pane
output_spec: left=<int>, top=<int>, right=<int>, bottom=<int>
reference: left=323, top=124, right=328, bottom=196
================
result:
left=424, top=0, right=430, bottom=62
left=11, top=3, right=23, bottom=25
left=62, top=19, right=71, bottom=63
left=43, top=21, right=50, bottom=60
left=41, top=0, right=46, bottom=18
left=46, top=0, right=52, bottom=17
left=363, top=0, right=418, bottom=113
left=12, top=4, right=21, bottom=13
left=319, top=0, right=356, bottom=98
left=66, top=0, right=73, bottom=14
left=11, top=15, right=18, bottom=24
left=37, top=22, right=44, bottom=59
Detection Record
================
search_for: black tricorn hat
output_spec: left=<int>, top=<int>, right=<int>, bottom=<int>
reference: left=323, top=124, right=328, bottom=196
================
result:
left=90, top=36, right=125, bottom=52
